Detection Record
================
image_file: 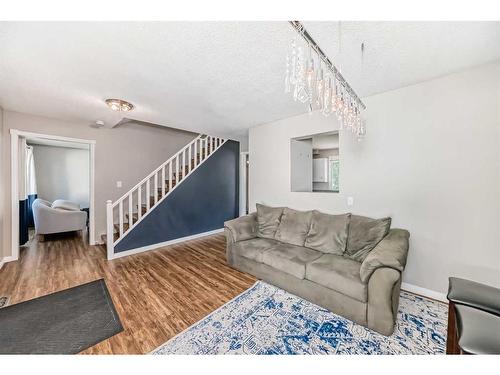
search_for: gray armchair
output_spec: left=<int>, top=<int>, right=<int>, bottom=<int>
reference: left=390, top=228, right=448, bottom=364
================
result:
left=32, top=199, right=87, bottom=240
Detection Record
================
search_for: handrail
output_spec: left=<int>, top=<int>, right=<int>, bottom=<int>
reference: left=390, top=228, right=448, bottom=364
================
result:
left=112, top=134, right=204, bottom=208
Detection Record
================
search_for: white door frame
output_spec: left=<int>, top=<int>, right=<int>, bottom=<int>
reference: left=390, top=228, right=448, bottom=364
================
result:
left=239, top=151, right=249, bottom=216
left=9, top=129, right=96, bottom=261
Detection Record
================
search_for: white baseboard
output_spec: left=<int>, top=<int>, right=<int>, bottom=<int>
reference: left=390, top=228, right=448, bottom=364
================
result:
left=401, top=282, right=447, bottom=303
left=0, top=255, right=16, bottom=271
left=109, top=228, right=224, bottom=260
left=94, top=238, right=105, bottom=245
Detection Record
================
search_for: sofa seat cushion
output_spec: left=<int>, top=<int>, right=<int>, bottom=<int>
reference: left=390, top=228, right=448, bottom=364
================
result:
left=275, top=207, right=313, bottom=246
left=306, top=254, right=367, bottom=302
left=262, top=243, right=323, bottom=279
left=232, top=238, right=279, bottom=263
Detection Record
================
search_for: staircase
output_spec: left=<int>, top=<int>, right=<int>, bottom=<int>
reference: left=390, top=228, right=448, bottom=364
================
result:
left=103, top=134, right=227, bottom=257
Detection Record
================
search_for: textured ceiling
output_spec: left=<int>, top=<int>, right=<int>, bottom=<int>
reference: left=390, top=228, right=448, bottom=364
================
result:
left=304, top=21, right=500, bottom=99
left=1, top=21, right=499, bottom=138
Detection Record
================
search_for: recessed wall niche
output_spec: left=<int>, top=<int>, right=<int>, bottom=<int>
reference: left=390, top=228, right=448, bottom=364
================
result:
left=290, top=131, right=339, bottom=193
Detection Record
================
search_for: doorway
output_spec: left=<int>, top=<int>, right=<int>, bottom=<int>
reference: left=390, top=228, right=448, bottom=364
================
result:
left=10, top=130, right=96, bottom=260
left=240, top=151, right=249, bottom=216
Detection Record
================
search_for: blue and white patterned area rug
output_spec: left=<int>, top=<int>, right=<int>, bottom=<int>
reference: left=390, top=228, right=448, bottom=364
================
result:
left=152, top=281, right=447, bottom=355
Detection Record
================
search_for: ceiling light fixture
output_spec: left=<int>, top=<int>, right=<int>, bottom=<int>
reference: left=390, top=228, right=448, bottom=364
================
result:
left=105, top=98, right=135, bottom=112
left=286, top=21, right=366, bottom=140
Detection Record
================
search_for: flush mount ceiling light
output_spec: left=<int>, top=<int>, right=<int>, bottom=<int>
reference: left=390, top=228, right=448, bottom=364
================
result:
left=105, top=98, right=134, bottom=112
left=286, top=21, right=366, bottom=140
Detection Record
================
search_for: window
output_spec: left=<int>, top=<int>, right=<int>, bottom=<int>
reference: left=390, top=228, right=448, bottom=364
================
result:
left=329, top=159, right=340, bottom=192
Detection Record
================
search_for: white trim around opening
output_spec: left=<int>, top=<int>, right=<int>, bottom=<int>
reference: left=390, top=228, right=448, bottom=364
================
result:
left=239, top=151, right=249, bottom=217
left=9, top=129, right=97, bottom=262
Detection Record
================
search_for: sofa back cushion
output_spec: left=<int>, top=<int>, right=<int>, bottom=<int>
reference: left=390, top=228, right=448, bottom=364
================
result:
left=304, top=211, right=351, bottom=255
left=275, top=207, right=313, bottom=246
left=51, top=199, right=80, bottom=211
left=345, top=215, right=392, bottom=262
left=256, top=203, right=284, bottom=239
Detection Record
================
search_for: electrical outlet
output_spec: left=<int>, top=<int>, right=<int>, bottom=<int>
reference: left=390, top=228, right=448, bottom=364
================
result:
left=116, top=181, right=122, bottom=188
left=347, top=196, right=354, bottom=206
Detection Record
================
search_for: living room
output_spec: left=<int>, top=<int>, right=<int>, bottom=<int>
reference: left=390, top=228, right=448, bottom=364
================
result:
left=0, top=0, right=499, bottom=373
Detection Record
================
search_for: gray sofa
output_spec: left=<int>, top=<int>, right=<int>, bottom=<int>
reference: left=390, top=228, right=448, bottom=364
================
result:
left=224, top=204, right=410, bottom=336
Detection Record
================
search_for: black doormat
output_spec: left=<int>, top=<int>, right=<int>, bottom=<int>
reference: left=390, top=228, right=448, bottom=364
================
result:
left=0, top=279, right=123, bottom=354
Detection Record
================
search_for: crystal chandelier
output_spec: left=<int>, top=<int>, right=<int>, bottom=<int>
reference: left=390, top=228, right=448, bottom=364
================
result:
left=285, top=21, right=366, bottom=140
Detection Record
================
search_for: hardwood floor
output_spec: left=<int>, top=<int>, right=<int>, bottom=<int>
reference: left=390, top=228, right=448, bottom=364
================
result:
left=0, top=231, right=256, bottom=354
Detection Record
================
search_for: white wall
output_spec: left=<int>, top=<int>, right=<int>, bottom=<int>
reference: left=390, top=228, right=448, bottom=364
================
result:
left=1, top=111, right=197, bottom=257
left=31, top=144, right=90, bottom=207
left=249, top=62, right=500, bottom=294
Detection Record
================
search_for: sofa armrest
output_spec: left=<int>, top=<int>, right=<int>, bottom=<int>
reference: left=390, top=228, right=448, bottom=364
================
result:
left=360, top=228, right=410, bottom=283
left=367, top=267, right=402, bottom=335
left=224, top=213, right=258, bottom=243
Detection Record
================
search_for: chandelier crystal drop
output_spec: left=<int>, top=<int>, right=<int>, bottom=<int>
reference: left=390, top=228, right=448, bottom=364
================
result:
left=286, top=21, right=367, bottom=140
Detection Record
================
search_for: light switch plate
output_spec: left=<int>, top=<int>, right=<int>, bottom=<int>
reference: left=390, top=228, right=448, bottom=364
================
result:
left=116, top=181, right=122, bottom=188
left=347, top=196, right=354, bottom=206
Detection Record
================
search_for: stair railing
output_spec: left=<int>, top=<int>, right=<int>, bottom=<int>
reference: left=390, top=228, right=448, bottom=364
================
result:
left=105, top=134, right=227, bottom=258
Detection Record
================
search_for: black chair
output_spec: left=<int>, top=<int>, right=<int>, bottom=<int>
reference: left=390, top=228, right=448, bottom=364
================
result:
left=447, top=277, right=500, bottom=354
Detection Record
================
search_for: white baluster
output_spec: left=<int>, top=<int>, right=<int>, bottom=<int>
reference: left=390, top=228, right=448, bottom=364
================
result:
left=106, top=200, right=114, bottom=256
left=146, top=179, right=151, bottom=211
left=182, top=149, right=186, bottom=177
left=119, top=200, right=124, bottom=237
left=194, top=140, right=198, bottom=167
left=169, top=160, right=173, bottom=191
left=154, top=173, right=158, bottom=204
left=188, top=143, right=192, bottom=173
left=128, top=193, right=133, bottom=227
left=176, top=155, right=179, bottom=184
left=138, top=186, right=142, bottom=220
left=162, top=165, right=166, bottom=198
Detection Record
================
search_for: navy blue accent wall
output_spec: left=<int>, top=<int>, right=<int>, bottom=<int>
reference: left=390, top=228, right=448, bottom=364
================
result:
left=115, top=140, right=239, bottom=253
left=19, top=193, right=37, bottom=245
left=19, top=199, right=29, bottom=245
